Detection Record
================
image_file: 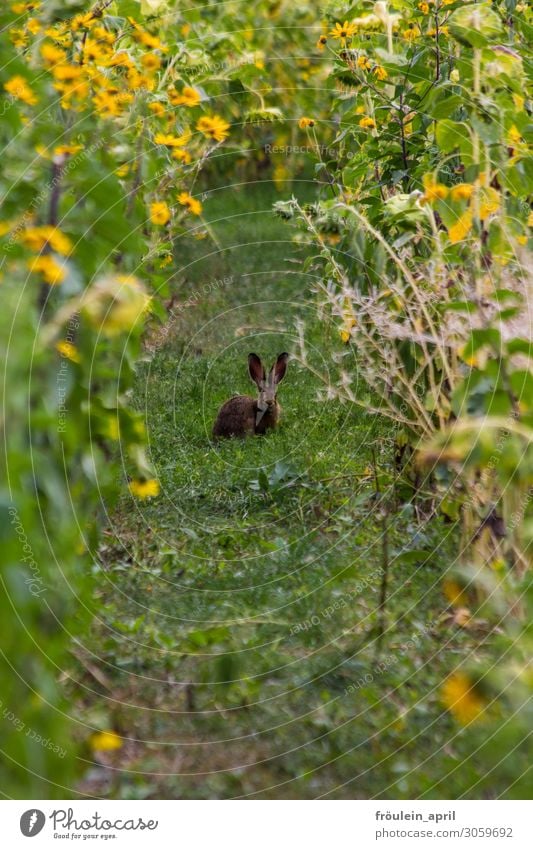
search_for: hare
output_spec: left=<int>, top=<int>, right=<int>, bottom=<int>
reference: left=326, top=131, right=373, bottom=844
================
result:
left=212, top=352, right=289, bottom=438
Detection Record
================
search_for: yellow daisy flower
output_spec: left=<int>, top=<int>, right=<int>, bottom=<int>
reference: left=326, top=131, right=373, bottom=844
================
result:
left=27, top=255, right=66, bottom=286
left=4, top=75, right=38, bottom=106
left=55, top=341, right=80, bottom=363
left=150, top=202, right=171, bottom=225
left=421, top=173, right=448, bottom=203
left=90, top=730, right=123, bottom=752
left=441, top=672, right=487, bottom=725
left=169, top=85, right=201, bottom=107
left=330, top=21, right=357, bottom=44
left=196, top=115, right=230, bottom=142
left=450, top=183, right=473, bottom=202
left=129, top=479, right=160, bottom=498
left=177, top=191, right=202, bottom=215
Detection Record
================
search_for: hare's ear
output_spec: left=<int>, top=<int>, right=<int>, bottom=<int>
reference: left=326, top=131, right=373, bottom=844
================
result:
left=248, top=353, right=266, bottom=387
left=269, top=352, right=289, bottom=386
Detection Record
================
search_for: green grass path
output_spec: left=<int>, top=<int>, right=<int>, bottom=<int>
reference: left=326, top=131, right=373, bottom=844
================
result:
left=75, top=180, right=466, bottom=800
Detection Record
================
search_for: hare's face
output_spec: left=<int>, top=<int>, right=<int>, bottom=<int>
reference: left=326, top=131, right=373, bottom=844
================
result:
left=258, top=374, right=278, bottom=411
left=248, top=352, right=288, bottom=411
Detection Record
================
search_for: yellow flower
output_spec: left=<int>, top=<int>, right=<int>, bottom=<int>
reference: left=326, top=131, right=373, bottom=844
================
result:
left=129, top=478, right=160, bottom=499
left=298, top=116, right=315, bottom=129
left=83, top=274, right=151, bottom=336
left=507, top=125, right=522, bottom=146
left=71, top=12, right=97, bottom=31
left=450, top=68, right=460, bottom=83
left=357, top=54, right=371, bottom=70
left=450, top=183, right=473, bottom=202
left=528, top=211, right=533, bottom=227
left=150, top=201, right=171, bottom=225
left=21, top=225, right=72, bottom=255
left=54, top=144, right=83, bottom=156
left=340, top=298, right=356, bottom=343
left=27, top=255, right=66, bottom=286
left=92, top=25, right=116, bottom=46
left=443, top=579, right=467, bottom=606
left=169, top=85, right=201, bottom=107
left=428, top=24, right=448, bottom=36
left=330, top=21, right=357, bottom=44
left=128, top=18, right=168, bottom=51
left=9, top=28, right=28, bottom=49
left=373, top=65, right=388, bottom=81
left=26, top=17, right=41, bottom=34
left=316, top=34, right=327, bottom=50
left=4, top=75, right=38, bottom=106
left=418, top=2, right=429, bottom=13
left=149, top=101, right=166, bottom=117
left=108, top=51, right=134, bottom=69
left=141, top=53, right=162, bottom=72
left=81, top=38, right=113, bottom=65
left=154, top=131, right=190, bottom=148
left=41, top=42, right=67, bottom=66
left=51, top=63, right=85, bottom=82
left=178, top=191, right=202, bottom=216
left=421, top=173, right=448, bottom=203
left=441, top=672, right=487, bottom=725
left=359, top=116, right=376, bottom=129
left=44, top=22, right=72, bottom=47
left=105, top=417, right=120, bottom=440
left=172, top=148, right=192, bottom=164
left=55, top=341, right=80, bottom=362
left=403, top=25, right=420, bottom=41
left=478, top=186, right=500, bottom=221
left=196, top=114, right=230, bottom=142
left=93, top=89, right=133, bottom=118
left=90, top=730, right=123, bottom=752
left=448, top=210, right=473, bottom=244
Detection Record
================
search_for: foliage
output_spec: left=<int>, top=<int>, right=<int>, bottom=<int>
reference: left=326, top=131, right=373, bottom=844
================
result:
left=277, top=0, right=533, bottom=792
left=0, top=0, right=531, bottom=798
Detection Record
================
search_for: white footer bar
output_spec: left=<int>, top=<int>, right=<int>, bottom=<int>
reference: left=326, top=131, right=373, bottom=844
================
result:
left=3, top=800, right=532, bottom=848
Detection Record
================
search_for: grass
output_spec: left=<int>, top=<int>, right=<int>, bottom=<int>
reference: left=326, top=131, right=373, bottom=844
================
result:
left=72, top=179, right=474, bottom=800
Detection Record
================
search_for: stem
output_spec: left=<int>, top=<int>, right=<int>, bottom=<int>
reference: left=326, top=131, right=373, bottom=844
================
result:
left=399, top=93, right=409, bottom=176
left=126, top=123, right=145, bottom=218
left=434, top=3, right=441, bottom=81
left=39, top=154, right=65, bottom=314
left=371, top=444, right=390, bottom=654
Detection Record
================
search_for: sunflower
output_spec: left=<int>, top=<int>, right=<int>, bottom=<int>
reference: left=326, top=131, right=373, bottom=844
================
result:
left=441, top=672, right=487, bottom=725
left=177, top=191, right=202, bottom=216
left=129, top=479, right=160, bottom=499
left=196, top=114, right=230, bottom=142
left=150, top=201, right=171, bottom=225
left=329, top=21, right=357, bottom=44
left=170, top=85, right=201, bottom=107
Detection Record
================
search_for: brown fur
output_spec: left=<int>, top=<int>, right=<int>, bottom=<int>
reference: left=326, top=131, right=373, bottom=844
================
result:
left=212, top=353, right=288, bottom=439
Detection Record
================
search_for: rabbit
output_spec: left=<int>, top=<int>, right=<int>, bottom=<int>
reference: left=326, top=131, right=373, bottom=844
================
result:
left=212, top=352, right=289, bottom=438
